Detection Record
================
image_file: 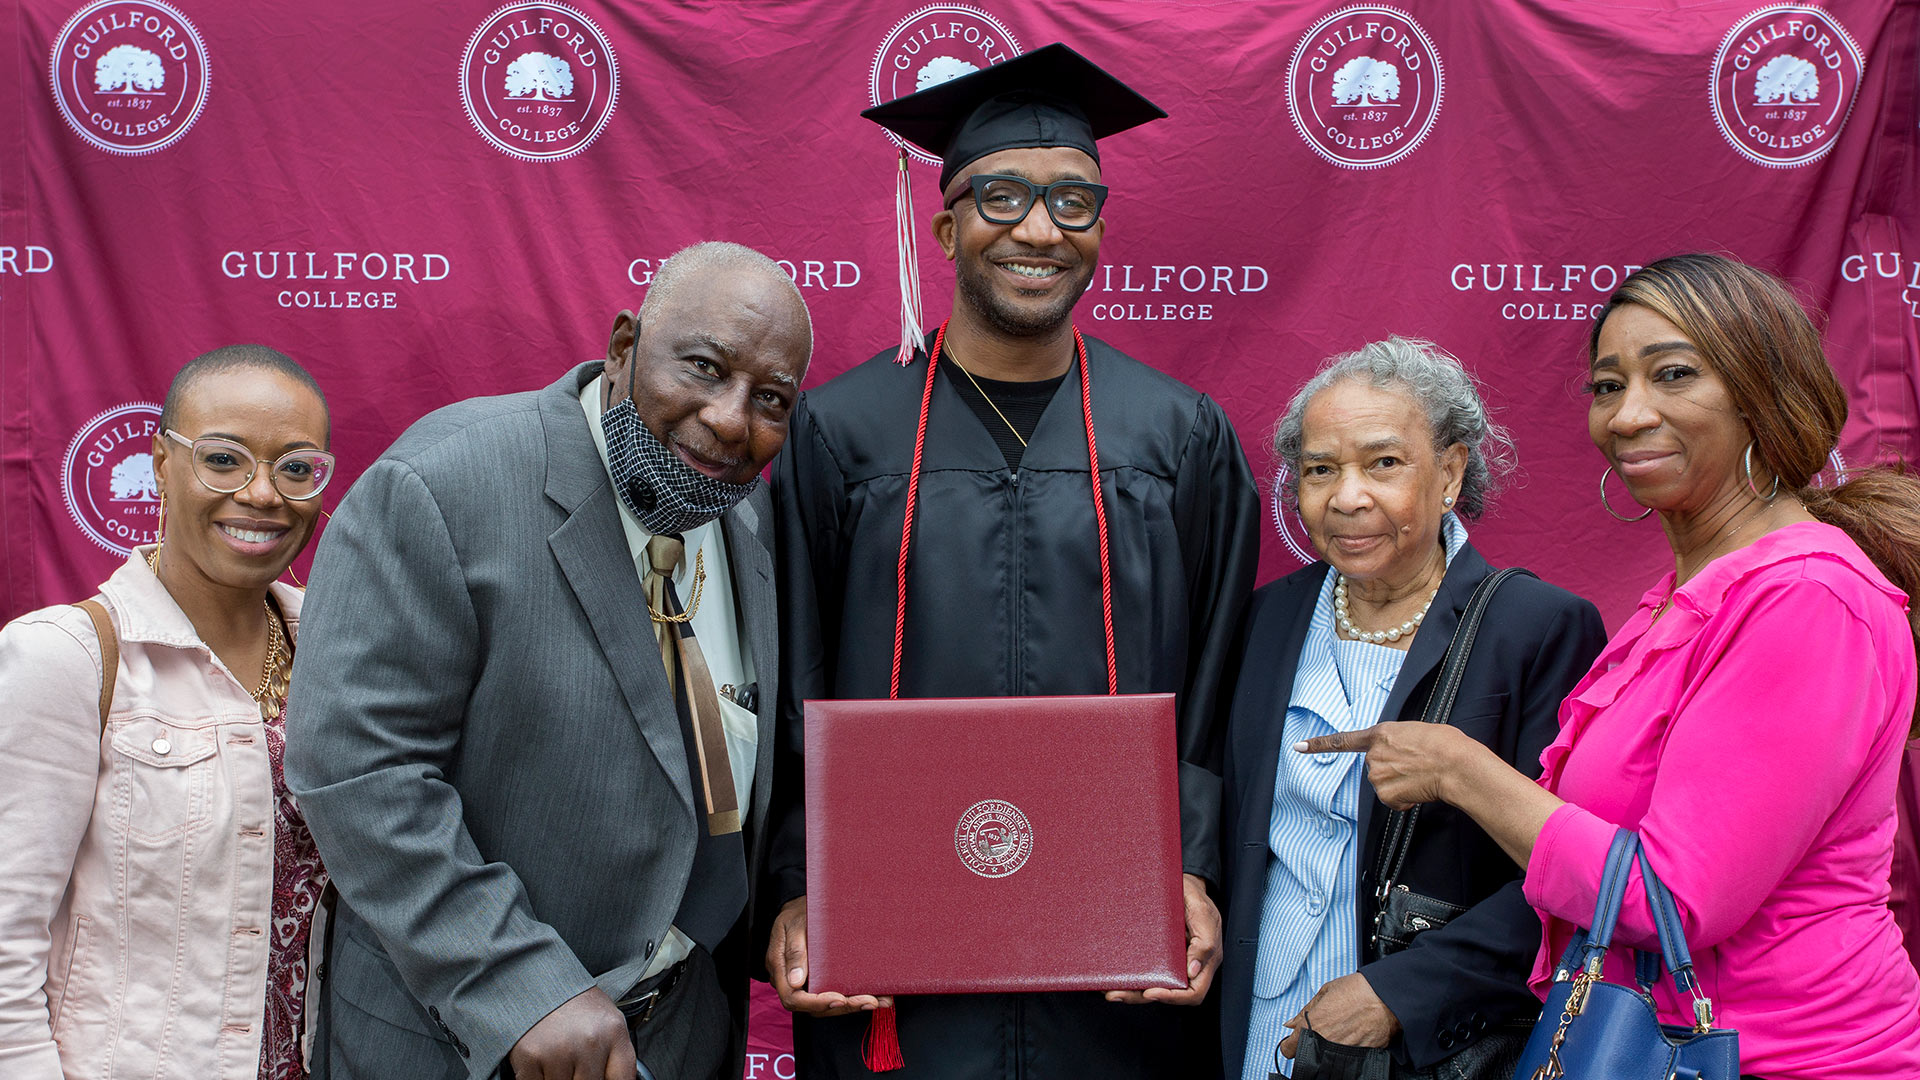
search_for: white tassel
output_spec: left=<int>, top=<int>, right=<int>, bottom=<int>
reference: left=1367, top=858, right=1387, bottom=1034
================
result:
left=893, top=149, right=926, bottom=366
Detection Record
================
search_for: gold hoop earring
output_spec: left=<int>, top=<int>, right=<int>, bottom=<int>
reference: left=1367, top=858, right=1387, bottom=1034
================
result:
left=1600, top=465, right=1653, bottom=522
left=283, top=507, right=329, bottom=588
left=1743, top=442, right=1781, bottom=501
left=148, top=493, right=167, bottom=570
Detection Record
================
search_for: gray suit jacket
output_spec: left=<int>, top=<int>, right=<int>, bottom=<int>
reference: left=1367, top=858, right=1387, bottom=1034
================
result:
left=285, top=362, right=779, bottom=1079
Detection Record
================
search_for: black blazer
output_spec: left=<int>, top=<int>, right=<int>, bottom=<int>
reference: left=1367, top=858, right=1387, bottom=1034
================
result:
left=1218, top=541, right=1605, bottom=1076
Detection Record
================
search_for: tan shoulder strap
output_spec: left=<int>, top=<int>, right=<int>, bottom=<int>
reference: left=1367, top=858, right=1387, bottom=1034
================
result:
left=73, top=599, right=117, bottom=731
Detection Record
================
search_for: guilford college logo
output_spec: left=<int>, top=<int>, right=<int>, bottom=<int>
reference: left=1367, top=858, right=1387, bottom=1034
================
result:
left=64, top=403, right=162, bottom=556
left=870, top=5, right=1021, bottom=166
left=1288, top=5, right=1443, bottom=170
left=955, top=799, right=1034, bottom=878
left=1711, top=5, right=1862, bottom=168
left=461, top=2, right=618, bottom=162
left=49, top=0, right=210, bottom=155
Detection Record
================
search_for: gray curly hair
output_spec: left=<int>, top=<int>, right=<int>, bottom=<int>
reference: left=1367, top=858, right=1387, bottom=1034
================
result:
left=1271, top=336, right=1515, bottom=519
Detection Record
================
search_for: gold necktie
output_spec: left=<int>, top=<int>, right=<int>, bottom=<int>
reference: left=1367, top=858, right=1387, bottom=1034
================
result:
left=645, top=534, right=682, bottom=692
left=644, top=534, right=741, bottom=836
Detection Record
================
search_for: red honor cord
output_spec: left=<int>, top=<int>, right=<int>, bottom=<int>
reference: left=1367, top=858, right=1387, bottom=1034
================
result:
left=890, top=321, right=1119, bottom=699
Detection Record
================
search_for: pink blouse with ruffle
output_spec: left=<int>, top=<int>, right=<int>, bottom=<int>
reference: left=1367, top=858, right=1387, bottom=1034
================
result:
left=1525, top=522, right=1920, bottom=1080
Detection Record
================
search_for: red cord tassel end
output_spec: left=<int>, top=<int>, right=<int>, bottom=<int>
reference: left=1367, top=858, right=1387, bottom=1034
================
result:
left=863, top=1003, right=905, bottom=1072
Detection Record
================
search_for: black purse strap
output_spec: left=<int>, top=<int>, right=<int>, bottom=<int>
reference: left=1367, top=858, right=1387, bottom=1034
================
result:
left=1368, top=566, right=1535, bottom=956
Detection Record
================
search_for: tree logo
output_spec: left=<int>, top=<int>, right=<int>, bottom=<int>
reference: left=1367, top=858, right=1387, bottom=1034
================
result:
left=95, top=44, right=163, bottom=93
left=870, top=5, right=1022, bottom=168
left=955, top=799, right=1034, bottom=878
left=49, top=0, right=210, bottom=156
left=504, top=52, right=576, bottom=100
left=1753, top=55, right=1818, bottom=103
left=461, top=2, right=618, bottom=162
left=1711, top=5, right=1861, bottom=168
left=1330, top=57, right=1399, bottom=106
left=109, top=453, right=158, bottom=501
left=63, top=403, right=163, bottom=556
left=1288, top=6, right=1442, bottom=170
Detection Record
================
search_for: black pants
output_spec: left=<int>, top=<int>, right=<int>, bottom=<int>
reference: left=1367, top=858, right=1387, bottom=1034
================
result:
left=623, top=946, right=733, bottom=1080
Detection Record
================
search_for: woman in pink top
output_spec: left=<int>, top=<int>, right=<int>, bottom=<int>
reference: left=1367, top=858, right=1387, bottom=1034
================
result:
left=1296, top=254, right=1920, bottom=1079
left=0, top=347, right=335, bottom=1080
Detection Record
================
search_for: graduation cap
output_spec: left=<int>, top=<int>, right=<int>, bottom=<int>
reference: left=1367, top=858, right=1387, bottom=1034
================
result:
left=862, top=43, right=1168, bottom=364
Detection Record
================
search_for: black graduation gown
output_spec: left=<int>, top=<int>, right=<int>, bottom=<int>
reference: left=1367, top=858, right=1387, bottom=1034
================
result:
left=766, top=333, right=1260, bottom=1080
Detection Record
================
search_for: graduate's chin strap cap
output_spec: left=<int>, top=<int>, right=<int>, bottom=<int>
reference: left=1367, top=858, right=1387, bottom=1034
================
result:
left=860, top=42, right=1166, bottom=367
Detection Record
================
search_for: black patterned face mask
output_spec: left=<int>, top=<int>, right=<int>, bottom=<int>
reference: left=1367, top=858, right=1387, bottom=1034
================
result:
left=601, top=352, right=758, bottom=535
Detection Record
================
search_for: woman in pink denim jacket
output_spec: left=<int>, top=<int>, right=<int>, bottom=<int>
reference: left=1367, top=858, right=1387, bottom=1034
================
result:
left=0, top=347, right=335, bottom=1080
left=1295, top=256, right=1920, bottom=1079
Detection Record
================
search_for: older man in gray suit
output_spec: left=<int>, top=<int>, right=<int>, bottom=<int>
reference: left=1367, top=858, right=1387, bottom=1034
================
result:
left=287, top=242, right=812, bottom=1080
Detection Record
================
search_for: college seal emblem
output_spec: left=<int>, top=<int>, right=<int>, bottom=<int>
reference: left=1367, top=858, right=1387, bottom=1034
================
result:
left=63, top=402, right=163, bottom=556
left=955, top=799, right=1034, bottom=878
left=460, top=1, right=618, bottom=162
left=49, top=0, right=210, bottom=155
left=1287, top=5, right=1443, bottom=170
left=1270, top=466, right=1319, bottom=567
left=870, top=5, right=1022, bottom=165
left=1711, top=5, right=1862, bottom=168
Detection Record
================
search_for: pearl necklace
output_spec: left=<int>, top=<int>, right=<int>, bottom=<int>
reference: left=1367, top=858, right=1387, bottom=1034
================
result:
left=1333, top=574, right=1439, bottom=644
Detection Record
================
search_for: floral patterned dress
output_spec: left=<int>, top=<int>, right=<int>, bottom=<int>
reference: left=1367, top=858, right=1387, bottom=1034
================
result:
left=258, top=698, right=328, bottom=1080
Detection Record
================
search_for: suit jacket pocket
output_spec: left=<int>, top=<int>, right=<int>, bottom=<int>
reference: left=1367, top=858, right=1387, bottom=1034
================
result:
left=109, top=717, right=217, bottom=843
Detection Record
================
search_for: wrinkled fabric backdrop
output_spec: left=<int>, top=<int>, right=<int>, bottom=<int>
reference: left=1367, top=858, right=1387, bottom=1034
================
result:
left=6, top=0, right=1919, bottom=1067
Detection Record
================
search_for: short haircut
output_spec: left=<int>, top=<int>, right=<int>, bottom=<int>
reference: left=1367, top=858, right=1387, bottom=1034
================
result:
left=638, top=241, right=813, bottom=367
left=160, top=344, right=330, bottom=445
left=1272, top=335, right=1514, bottom=520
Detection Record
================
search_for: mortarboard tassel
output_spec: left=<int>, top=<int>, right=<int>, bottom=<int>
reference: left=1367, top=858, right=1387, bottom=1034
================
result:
left=863, top=1001, right=904, bottom=1072
left=892, top=148, right=926, bottom=366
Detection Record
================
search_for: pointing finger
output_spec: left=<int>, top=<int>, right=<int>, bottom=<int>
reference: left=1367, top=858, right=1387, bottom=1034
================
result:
left=1293, top=726, right=1379, bottom=755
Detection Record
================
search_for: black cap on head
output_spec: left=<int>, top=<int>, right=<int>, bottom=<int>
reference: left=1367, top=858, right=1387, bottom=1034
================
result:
left=862, top=42, right=1167, bottom=191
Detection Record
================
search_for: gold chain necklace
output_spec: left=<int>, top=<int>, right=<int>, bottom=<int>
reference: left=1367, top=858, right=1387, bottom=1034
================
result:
left=945, top=349, right=1029, bottom=449
left=147, top=547, right=288, bottom=719
left=255, top=602, right=289, bottom=720
left=647, top=547, right=706, bottom=624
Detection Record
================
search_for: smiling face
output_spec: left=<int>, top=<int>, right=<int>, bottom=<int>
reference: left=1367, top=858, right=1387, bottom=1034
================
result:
left=1296, top=379, right=1466, bottom=588
left=934, top=145, right=1104, bottom=338
left=1588, top=303, right=1753, bottom=516
left=150, top=366, right=329, bottom=596
left=604, top=267, right=810, bottom=486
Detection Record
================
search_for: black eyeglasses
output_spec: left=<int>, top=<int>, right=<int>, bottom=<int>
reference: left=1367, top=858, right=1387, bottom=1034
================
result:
left=950, top=174, right=1109, bottom=232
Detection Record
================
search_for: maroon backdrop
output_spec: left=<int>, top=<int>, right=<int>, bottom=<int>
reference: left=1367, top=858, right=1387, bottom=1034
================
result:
left=7, top=0, right=1920, bottom=1066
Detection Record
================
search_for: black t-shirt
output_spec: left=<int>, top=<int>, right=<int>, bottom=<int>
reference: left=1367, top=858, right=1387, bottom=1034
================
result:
left=939, top=356, right=1066, bottom=471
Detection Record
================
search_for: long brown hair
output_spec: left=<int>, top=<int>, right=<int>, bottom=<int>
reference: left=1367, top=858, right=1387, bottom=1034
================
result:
left=1592, top=254, right=1920, bottom=731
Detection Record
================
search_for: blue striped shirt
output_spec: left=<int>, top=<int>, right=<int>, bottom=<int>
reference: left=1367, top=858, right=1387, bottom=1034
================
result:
left=1241, top=515, right=1467, bottom=1080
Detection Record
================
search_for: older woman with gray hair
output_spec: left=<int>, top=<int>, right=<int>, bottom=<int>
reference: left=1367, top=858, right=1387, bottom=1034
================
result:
left=1217, top=337, right=1605, bottom=1080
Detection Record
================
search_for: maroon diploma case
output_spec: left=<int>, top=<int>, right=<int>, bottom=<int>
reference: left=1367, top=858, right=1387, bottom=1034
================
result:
left=802, top=693, right=1188, bottom=996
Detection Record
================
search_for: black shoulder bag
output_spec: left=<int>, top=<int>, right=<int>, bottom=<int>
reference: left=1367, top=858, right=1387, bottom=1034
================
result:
left=1292, top=567, right=1535, bottom=1080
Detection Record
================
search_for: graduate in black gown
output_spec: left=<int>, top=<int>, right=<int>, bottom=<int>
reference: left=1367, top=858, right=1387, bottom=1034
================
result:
left=762, top=45, right=1261, bottom=1079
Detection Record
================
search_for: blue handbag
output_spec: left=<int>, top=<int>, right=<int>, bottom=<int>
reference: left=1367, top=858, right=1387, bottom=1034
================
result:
left=1511, top=829, right=1740, bottom=1080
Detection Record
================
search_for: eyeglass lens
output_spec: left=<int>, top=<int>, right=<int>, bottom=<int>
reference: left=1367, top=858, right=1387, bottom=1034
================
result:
left=190, top=439, right=335, bottom=499
left=975, top=177, right=1103, bottom=229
